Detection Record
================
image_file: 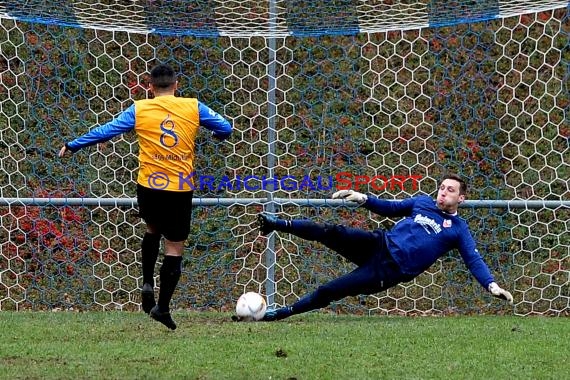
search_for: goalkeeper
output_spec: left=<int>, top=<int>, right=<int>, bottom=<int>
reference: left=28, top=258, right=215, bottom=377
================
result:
left=258, top=173, right=513, bottom=321
left=59, top=64, right=232, bottom=330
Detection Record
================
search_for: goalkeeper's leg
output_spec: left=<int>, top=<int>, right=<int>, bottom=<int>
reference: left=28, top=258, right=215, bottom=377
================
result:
left=258, top=213, right=382, bottom=266
left=263, top=251, right=404, bottom=321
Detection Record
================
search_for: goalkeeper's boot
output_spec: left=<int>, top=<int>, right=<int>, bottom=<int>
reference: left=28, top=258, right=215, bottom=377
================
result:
left=141, top=283, right=156, bottom=314
left=149, top=305, right=177, bottom=330
left=262, top=306, right=292, bottom=322
left=257, top=213, right=278, bottom=236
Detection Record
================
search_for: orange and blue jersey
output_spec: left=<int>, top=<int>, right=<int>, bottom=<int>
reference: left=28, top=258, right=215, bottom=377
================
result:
left=66, top=96, right=232, bottom=191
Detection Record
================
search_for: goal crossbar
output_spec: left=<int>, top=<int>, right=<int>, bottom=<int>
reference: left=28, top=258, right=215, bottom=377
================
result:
left=0, top=198, right=567, bottom=209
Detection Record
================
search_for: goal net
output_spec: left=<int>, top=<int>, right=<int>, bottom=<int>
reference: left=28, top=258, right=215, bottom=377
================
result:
left=0, top=1, right=568, bottom=316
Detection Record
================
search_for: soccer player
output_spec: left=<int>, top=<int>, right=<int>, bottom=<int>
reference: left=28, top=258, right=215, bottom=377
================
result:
left=59, top=64, right=232, bottom=330
left=258, top=173, right=514, bottom=321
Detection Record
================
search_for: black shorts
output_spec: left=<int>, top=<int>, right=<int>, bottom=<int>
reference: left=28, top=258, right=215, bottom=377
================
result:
left=136, top=184, right=194, bottom=242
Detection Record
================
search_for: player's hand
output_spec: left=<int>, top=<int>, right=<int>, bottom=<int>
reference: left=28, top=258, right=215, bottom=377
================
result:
left=211, top=132, right=225, bottom=141
left=332, top=189, right=367, bottom=205
left=58, top=145, right=68, bottom=158
left=488, top=282, right=514, bottom=305
left=211, top=131, right=231, bottom=141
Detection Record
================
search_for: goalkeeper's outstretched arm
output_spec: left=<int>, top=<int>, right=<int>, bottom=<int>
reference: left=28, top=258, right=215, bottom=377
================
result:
left=458, top=229, right=514, bottom=305
left=332, top=189, right=416, bottom=217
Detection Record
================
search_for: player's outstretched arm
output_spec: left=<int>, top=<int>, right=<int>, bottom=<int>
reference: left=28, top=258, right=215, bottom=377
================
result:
left=58, top=105, right=136, bottom=158
left=457, top=230, right=514, bottom=306
left=488, top=282, right=514, bottom=304
left=333, top=190, right=417, bottom=218
left=332, top=189, right=367, bottom=205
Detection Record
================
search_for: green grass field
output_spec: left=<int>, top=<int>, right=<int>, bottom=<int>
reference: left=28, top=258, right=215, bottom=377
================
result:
left=0, top=311, right=568, bottom=380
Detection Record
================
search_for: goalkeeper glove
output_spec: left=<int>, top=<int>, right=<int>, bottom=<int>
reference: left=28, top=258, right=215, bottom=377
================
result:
left=488, top=282, right=514, bottom=305
left=332, top=190, right=367, bottom=205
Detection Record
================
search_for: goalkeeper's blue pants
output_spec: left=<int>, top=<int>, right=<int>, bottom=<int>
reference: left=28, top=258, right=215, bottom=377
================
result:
left=283, top=219, right=412, bottom=315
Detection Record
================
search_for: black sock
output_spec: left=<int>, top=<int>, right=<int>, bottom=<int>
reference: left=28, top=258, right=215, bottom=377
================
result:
left=141, top=232, right=161, bottom=287
left=157, top=255, right=183, bottom=312
left=290, top=292, right=326, bottom=315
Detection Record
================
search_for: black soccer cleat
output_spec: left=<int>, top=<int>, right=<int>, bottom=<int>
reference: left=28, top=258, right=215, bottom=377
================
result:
left=262, top=307, right=292, bottom=322
left=141, top=283, right=156, bottom=314
left=149, top=305, right=177, bottom=330
left=257, top=213, right=278, bottom=236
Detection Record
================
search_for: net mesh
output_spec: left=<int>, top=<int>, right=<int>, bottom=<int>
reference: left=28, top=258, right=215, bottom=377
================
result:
left=0, top=1, right=568, bottom=315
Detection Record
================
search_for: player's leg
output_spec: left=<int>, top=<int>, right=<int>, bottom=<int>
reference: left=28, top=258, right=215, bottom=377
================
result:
left=141, top=225, right=161, bottom=288
left=140, top=225, right=161, bottom=314
left=258, top=214, right=383, bottom=266
left=136, top=185, right=162, bottom=314
left=263, top=265, right=384, bottom=321
left=149, top=190, right=193, bottom=330
left=150, top=239, right=184, bottom=330
left=264, top=251, right=404, bottom=321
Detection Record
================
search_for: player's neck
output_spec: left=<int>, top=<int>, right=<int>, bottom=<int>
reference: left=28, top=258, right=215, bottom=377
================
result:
left=152, top=91, right=175, bottom=97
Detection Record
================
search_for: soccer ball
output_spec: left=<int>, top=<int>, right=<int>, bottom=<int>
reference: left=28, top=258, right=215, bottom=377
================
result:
left=235, top=291, right=267, bottom=321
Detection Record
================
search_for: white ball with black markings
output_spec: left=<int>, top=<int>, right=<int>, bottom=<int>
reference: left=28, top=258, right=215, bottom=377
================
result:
left=235, top=292, right=267, bottom=321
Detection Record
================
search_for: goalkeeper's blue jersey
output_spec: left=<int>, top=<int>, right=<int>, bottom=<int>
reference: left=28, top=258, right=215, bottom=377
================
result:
left=364, top=194, right=494, bottom=288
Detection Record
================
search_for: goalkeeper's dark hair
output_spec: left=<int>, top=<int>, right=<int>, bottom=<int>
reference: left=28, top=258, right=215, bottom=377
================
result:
left=150, top=64, right=177, bottom=89
left=440, top=173, right=467, bottom=196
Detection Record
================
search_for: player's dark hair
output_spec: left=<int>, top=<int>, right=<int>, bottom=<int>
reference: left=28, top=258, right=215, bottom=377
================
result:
left=150, top=64, right=177, bottom=89
left=440, top=173, right=467, bottom=195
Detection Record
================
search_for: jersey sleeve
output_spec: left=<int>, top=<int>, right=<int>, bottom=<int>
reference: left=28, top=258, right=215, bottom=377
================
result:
left=66, top=105, right=136, bottom=152
left=363, top=195, right=417, bottom=217
left=457, top=226, right=495, bottom=289
left=198, top=101, right=233, bottom=140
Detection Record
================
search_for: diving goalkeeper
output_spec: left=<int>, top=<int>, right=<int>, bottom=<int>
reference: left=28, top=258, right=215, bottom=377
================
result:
left=258, top=173, right=514, bottom=321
